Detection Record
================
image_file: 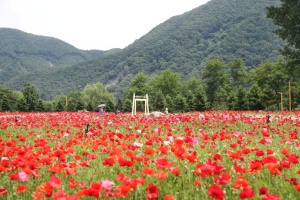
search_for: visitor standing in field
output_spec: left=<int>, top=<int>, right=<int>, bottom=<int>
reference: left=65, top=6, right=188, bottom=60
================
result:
left=99, top=107, right=104, bottom=115
left=164, top=108, right=168, bottom=114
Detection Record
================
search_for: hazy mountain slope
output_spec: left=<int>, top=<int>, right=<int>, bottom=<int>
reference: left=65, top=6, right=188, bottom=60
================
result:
left=5, top=0, right=283, bottom=100
left=0, top=28, right=105, bottom=84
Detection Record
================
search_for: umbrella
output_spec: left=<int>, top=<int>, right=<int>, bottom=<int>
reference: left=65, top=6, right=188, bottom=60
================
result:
left=98, top=104, right=106, bottom=108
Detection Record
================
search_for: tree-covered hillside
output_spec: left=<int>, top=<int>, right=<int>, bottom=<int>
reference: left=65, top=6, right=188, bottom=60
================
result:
left=0, top=28, right=107, bottom=84
left=4, top=0, right=284, bottom=100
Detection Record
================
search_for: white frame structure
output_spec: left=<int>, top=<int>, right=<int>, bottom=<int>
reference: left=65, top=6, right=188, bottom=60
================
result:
left=132, top=93, right=149, bottom=116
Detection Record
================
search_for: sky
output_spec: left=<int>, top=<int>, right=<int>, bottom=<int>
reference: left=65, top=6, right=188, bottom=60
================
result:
left=0, top=0, right=210, bottom=50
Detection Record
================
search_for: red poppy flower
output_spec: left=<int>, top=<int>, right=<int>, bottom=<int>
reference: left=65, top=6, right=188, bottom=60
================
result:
left=87, top=154, right=97, bottom=160
left=0, top=165, right=6, bottom=172
left=169, top=167, right=180, bottom=176
left=214, top=174, right=230, bottom=185
left=164, top=195, right=174, bottom=200
left=249, top=160, right=262, bottom=173
left=48, top=165, right=63, bottom=174
left=43, top=182, right=54, bottom=196
left=265, top=163, right=281, bottom=175
left=208, top=185, right=224, bottom=200
left=53, top=190, right=69, bottom=200
left=213, top=153, right=223, bottom=161
left=144, top=148, right=155, bottom=156
left=142, top=167, right=155, bottom=176
left=262, top=156, right=278, bottom=164
left=262, top=193, right=282, bottom=200
left=281, top=148, right=290, bottom=157
left=266, top=149, right=274, bottom=155
left=255, top=149, right=264, bottom=156
left=288, top=154, right=299, bottom=164
left=17, top=185, right=27, bottom=193
left=234, top=163, right=247, bottom=173
left=118, top=157, right=134, bottom=167
left=102, top=157, right=115, bottom=166
left=232, top=176, right=249, bottom=189
left=259, top=187, right=268, bottom=195
left=69, top=178, right=79, bottom=188
left=296, top=185, right=300, bottom=192
left=146, top=184, right=159, bottom=200
left=49, top=176, right=62, bottom=188
left=156, top=170, right=168, bottom=180
left=239, top=188, right=255, bottom=199
left=154, top=157, right=173, bottom=169
left=194, top=180, right=202, bottom=186
left=31, top=191, right=44, bottom=199
left=10, top=173, right=18, bottom=180
left=0, top=188, right=8, bottom=195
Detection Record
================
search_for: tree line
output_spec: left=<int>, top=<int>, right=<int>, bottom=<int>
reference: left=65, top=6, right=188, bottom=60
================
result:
left=1, top=57, right=299, bottom=112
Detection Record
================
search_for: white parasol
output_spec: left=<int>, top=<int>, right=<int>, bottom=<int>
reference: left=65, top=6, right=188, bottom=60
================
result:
left=98, top=104, right=106, bottom=108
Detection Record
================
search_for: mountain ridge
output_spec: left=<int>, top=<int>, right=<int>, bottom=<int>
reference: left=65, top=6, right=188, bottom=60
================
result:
left=3, top=0, right=284, bottom=100
left=0, top=27, right=109, bottom=84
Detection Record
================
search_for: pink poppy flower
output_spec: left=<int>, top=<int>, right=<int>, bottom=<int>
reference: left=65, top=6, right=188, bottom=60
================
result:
left=101, top=180, right=114, bottom=190
left=18, top=171, right=29, bottom=182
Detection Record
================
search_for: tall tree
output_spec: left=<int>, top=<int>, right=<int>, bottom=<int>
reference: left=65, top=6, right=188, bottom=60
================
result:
left=123, top=99, right=132, bottom=112
left=267, top=1, right=300, bottom=78
left=229, top=58, right=248, bottom=88
left=202, top=59, right=228, bottom=108
left=247, top=84, right=264, bottom=110
left=151, top=89, right=165, bottom=111
left=236, top=88, right=248, bottom=110
left=36, top=99, right=45, bottom=111
left=227, top=91, right=238, bottom=110
left=87, top=101, right=94, bottom=111
left=66, top=91, right=83, bottom=111
left=82, top=82, right=114, bottom=110
left=76, top=99, right=85, bottom=111
left=164, top=95, right=174, bottom=113
left=260, top=88, right=277, bottom=110
left=125, top=72, right=148, bottom=100
left=182, top=77, right=208, bottom=111
left=173, top=94, right=188, bottom=112
left=0, top=85, right=20, bottom=110
left=250, top=60, right=288, bottom=95
left=0, top=94, right=11, bottom=111
left=116, top=99, right=123, bottom=111
left=148, top=69, right=182, bottom=99
left=22, top=82, right=40, bottom=111
left=16, top=97, right=28, bottom=111
left=213, top=86, right=229, bottom=110
left=193, top=90, right=209, bottom=111
left=105, top=99, right=115, bottom=112
left=55, top=101, right=64, bottom=111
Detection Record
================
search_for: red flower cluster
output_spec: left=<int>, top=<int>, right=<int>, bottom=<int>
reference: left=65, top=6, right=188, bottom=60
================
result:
left=0, top=111, right=300, bottom=199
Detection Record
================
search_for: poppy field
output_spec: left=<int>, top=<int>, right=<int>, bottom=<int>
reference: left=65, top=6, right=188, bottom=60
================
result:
left=0, top=111, right=300, bottom=200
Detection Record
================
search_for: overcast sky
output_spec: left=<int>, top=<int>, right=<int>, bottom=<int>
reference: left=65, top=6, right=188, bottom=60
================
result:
left=0, top=0, right=210, bottom=50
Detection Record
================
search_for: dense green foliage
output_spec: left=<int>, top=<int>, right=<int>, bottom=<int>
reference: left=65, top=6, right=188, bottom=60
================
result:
left=1, top=56, right=300, bottom=112
left=3, top=0, right=284, bottom=99
left=267, top=0, right=300, bottom=80
left=22, top=82, right=40, bottom=111
left=0, top=28, right=108, bottom=85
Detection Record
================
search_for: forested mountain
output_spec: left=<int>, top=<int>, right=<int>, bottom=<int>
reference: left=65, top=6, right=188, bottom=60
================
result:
left=4, top=0, right=283, bottom=100
left=0, top=28, right=108, bottom=84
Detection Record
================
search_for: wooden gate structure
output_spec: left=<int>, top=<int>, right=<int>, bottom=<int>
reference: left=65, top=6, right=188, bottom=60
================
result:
left=132, top=93, right=149, bottom=116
